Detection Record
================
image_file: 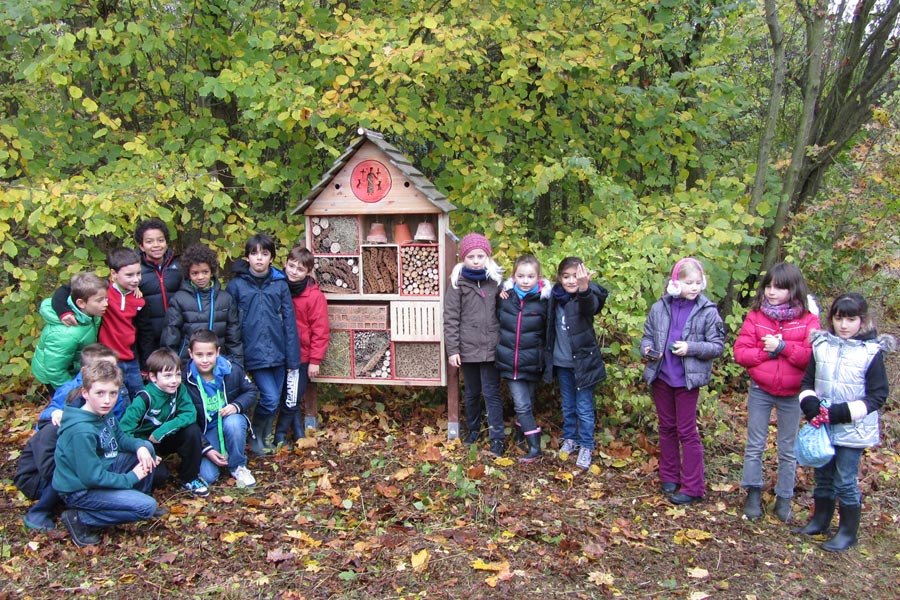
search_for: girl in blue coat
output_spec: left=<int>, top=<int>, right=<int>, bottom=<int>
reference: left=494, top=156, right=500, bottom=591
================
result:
left=226, top=233, right=300, bottom=455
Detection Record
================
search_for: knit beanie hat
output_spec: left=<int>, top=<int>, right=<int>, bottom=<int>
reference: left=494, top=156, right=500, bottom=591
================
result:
left=458, top=233, right=492, bottom=259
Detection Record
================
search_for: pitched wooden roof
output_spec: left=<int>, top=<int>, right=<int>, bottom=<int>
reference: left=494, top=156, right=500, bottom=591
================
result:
left=292, top=128, right=455, bottom=215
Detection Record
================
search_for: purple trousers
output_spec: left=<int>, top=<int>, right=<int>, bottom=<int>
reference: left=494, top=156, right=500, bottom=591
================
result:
left=652, top=379, right=705, bottom=497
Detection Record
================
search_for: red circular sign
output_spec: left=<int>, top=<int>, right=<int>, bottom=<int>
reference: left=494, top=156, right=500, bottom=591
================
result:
left=350, top=160, right=391, bottom=203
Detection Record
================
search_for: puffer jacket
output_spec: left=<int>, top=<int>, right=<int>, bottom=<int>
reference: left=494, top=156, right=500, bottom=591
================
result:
left=443, top=274, right=501, bottom=363
left=641, top=293, right=725, bottom=390
left=495, top=279, right=550, bottom=381
left=801, top=329, right=892, bottom=448
left=225, top=260, right=301, bottom=371
left=161, top=278, right=243, bottom=365
left=544, top=282, right=609, bottom=390
left=290, top=278, right=330, bottom=366
left=135, top=249, right=183, bottom=370
left=31, top=297, right=101, bottom=388
left=734, top=309, right=820, bottom=396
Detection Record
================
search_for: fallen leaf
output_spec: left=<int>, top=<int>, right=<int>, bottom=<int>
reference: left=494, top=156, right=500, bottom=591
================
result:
left=472, top=559, right=510, bottom=572
left=154, top=552, right=177, bottom=564
left=220, top=531, right=247, bottom=543
left=688, top=592, right=710, bottom=600
left=376, top=482, right=401, bottom=498
left=393, top=467, right=415, bottom=480
left=588, top=571, right=614, bottom=586
left=267, top=548, right=296, bottom=563
left=467, top=464, right=486, bottom=479
left=687, top=567, right=709, bottom=579
left=493, top=457, right=515, bottom=467
left=674, top=529, right=712, bottom=546
left=411, top=548, right=429, bottom=572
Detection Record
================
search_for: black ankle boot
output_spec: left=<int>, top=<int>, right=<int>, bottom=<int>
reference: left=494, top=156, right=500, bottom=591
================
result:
left=519, top=433, right=542, bottom=463
left=743, top=487, right=762, bottom=520
left=793, top=497, right=835, bottom=535
left=774, top=496, right=792, bottom=522
left=822, top=504, right=860, bottom=552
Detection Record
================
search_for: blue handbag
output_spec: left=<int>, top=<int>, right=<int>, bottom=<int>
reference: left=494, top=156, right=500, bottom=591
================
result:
left=795, top=401, right=835, bottom=468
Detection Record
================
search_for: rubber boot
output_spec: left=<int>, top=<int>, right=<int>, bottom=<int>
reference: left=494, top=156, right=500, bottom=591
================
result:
left=774, top=496, right=792, bottom=523
left=793, top=496, right=836, bottom=535
left=822, top=504, right=860, bottom=552
left=292, top=410, right=305, bottom=440
left=261, top=414, right=276, bottom=451
left=273, top=410, right=291, bottom=448
left=743, top=487, right=762, bottom=520
left=250, top=413, right=273, bottom=456
left=519, top=433, right=542, bottom=463
left=513, top=424, right=527, bottom=452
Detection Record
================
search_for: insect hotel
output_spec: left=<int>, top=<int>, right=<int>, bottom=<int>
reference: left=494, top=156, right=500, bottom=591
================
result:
left=292, top=129, right=463, bottom=438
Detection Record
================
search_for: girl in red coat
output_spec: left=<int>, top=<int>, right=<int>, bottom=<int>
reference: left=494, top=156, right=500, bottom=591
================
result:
left=734, top=262, right=820, bottom=522
left=276, top=246, right=330, bottom=446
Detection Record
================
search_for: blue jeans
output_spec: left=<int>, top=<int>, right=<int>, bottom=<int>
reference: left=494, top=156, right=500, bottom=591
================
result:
left=119, top=360, right=144, bottom=405
left=199, top=413, right=249, bottom=484
left=556, top=367, right=596, bottom=450
left=60, top=451, right=157, bottom=528
left=741, top=383, right=800, bottom=498
left=507, top=379, right=538, bottom=433
left=813, top=445, right=865, bottom=506
left=461, top=362, right=504, bottom=440
left=250, top=366, right=286, bottom=417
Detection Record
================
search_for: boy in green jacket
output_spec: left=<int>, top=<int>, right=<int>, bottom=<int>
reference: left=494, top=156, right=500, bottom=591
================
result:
left=31, top=273, right=108, bottom=390
left=53, top=361, right=159, bottom=547
left=120, top=348, right=209, bottom=497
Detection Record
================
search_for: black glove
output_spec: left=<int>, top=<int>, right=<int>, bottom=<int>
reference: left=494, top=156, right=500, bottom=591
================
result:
left=800, top=396, right=821, bottom=422
left=828, top=403, right=852, bottom=424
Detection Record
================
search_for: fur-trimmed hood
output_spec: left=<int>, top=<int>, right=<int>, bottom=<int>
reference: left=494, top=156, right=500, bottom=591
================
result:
left=501, top=277, right=553, bottom=299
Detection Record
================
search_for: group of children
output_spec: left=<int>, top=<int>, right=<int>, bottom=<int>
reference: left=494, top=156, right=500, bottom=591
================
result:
left=20, top=220, right=330, bottom=546
left=445, top=232, right=892, bottom=553
left=18, top=223, right=893, bottom=555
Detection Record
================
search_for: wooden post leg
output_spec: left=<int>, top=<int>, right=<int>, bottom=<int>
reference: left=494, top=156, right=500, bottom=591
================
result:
left=305, top=381, right=318, bottom=431
left=447, top=364, right=460, bottom=440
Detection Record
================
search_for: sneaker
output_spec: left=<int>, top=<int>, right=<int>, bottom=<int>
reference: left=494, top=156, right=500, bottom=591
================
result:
left=462, top=430, right=481, bottom=445
left=231, top=465, right=256, bottom=488
left=489, top=439, right=505, bottom=457
left=23, top=511, right=55, bottom=532
left=60, top=509, right=101, bottom=547
left=559, top=439, right=578, bottom=459
left=575, top=447, right=593, bottom=470
left=183, top=477, right=210, bottom=497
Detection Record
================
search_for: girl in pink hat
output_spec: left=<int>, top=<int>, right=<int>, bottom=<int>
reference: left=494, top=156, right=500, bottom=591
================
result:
left=640, top=257, right=724, bottom=505
left=443, top=233, right=506, bottom=456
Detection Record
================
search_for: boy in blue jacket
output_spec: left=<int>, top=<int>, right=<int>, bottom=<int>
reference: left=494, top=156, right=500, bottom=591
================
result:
left=52, top=361, right=159, bottom=547
left=183, top=329, right=258, bottom=488
left=226, top=233, right=300, bottom=455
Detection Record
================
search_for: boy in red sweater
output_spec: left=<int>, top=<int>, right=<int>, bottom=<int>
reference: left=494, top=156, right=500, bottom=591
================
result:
left=52, top=248, right=146, bottom=401
left=276, top=246, right=330, bottom=445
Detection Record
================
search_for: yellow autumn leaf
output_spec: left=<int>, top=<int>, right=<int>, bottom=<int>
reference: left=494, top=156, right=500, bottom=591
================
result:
left=472, top=559, right=510, bottom=572
left=687, top=567, right=709, bottom=579
left=221, top=531, right=247, bottom=543
left=493, top=457, right=515, bottom=467
left=411, top=548, right=429, bottom=572
left=673, top=528, right=712, bottom=546
left=588, top=571, right=614, bottom=586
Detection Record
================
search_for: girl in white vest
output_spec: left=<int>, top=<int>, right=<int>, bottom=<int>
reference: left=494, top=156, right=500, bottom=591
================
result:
left=795, top=293, right=895, bottom=552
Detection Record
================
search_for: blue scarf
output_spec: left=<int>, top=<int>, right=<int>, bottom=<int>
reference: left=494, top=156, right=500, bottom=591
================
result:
left=551, top=283, right=573, bottom=306
left=513, top=284, right=537, bottom=300
left=461, top=267, right=487, bottom=282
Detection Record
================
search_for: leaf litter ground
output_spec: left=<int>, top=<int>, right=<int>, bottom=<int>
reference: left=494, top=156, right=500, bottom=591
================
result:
left=1, top=381, right=898, bottom=600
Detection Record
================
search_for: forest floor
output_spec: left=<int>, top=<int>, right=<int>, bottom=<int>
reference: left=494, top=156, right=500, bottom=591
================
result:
left=1, top=360, right=899, bottom=600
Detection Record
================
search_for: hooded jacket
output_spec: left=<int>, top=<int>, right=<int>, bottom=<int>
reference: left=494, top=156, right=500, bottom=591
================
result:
left=120, top=382, right=198, bottom=443
left=495, top=279, right=551, bottom=381
left=31, top=297, right=101, bottom=388
left=52, top=403, right=154, bottom=494
left=183, top=356, right=258, bottom=435
left=640, top=293, right=724, bottom=390
left=543, top=282, right=609, bottom=390
left=225, top=259, right=301, bottom=371
left=161, top=278, right=244, bottom=366
left=135, top=249, right=183, bottom=370
left=289, top=277, right=330, bottom=366
left=443, top=274, right=501, bottom=363
left=800, top=329, right=893, bottom=448
left=734, top=309, right=820, bottom=396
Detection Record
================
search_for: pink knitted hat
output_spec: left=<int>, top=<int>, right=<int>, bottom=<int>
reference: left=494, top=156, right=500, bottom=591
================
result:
left=666, top=257, right=707, bottom=296
left=458, top=233, right=492, bottom=259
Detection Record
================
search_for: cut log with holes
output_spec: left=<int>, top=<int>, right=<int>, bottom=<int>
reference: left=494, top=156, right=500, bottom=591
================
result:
left=401, top=245, right=440, bottom=295
left=313, top=216, right=359, bottom=254
left=316, top=257, right=359, bottom=293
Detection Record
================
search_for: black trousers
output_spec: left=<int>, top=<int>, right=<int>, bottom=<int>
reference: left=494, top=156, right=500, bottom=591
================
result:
left=153, top=423, right=204, bottom=484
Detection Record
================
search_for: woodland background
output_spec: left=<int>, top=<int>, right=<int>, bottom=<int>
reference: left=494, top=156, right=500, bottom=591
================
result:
left=1, top=1, right=899, bottom=599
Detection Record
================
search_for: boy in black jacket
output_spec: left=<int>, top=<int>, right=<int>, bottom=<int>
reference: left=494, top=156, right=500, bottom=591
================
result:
left=183, top=329, right=258, bottom=488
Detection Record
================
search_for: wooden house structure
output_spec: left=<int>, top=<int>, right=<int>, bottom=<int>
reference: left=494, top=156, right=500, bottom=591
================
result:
left=292, top=128, right=462, bottom=438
